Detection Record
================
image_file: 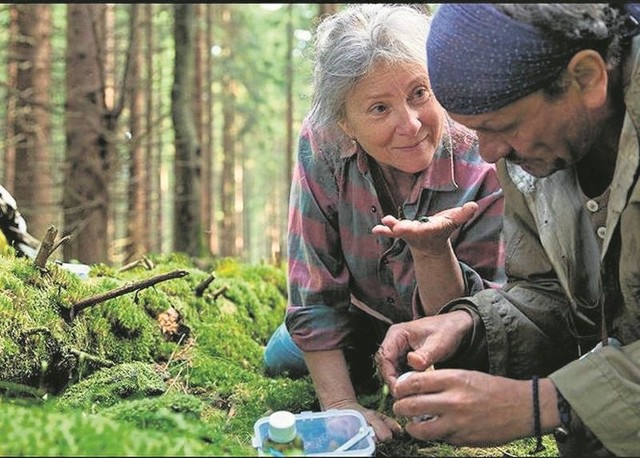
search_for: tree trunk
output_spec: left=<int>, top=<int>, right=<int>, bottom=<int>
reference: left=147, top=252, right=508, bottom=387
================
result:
left=219, top=87, right=236, bottom=258
left=4, top=5, right=18, bottom=191
left=172, top=4, right=202, bottom=256
left=63, top=4, right=110, bottom=263
left=205, top=4, right=217, bottom=255
left=125, top=4, right=147, bottom=263
left=11, top=4, right=56, bottom=241
left=219, top=5, right=238, bottom=258
left=144, top=4, right=161, bottom=254
left=194, top=4, right=211, bottom=255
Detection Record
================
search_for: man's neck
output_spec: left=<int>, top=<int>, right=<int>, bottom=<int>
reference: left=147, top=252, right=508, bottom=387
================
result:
left=577, top=108, right=625, bottom=198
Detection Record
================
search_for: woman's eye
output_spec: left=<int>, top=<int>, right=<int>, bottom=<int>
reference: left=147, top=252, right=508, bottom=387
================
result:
left=370, top=104, right=387, bottom=114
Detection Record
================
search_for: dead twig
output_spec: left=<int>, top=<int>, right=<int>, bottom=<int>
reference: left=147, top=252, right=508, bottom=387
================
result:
left=33, top=226, right=57, bottom=272
left=211, top=285, right=228, bottom=301
left=68, top=269, right=189, bottom=320
left=195, top=273, right=215, bottom=297
left=118, top=255, right=155, bottom=273
left=69, top=348, right=115, bottom=368
left=51, top=235, right=72, bottom=255
left=33, top=226, right=72, bottom=272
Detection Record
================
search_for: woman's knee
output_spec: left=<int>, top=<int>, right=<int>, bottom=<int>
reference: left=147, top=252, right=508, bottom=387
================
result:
left=263, top=323, right=308, bottom=378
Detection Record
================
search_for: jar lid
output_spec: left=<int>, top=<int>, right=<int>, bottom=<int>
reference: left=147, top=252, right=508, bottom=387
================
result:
left=268, top=410, right=297, bottom=443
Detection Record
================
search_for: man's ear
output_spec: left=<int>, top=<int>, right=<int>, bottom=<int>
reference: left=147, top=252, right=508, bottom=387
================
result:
left=567, top=49, right=608, bottom=108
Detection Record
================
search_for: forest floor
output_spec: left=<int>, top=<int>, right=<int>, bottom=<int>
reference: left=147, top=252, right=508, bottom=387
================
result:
left=0, top=252, right=558, bottom=456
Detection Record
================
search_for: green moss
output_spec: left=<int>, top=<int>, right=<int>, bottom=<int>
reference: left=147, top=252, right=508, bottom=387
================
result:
left=194, top=317, right=265, bottom=371
left=100, top=392, right=218, bottom=441
left=182, top=349, right=316, bottom=446
left=0, top=250, right=557, bottom=457
left=186, top=349, right=263, bottom=393
left=0, top=399, right=253, bottom=456
left=137, top=287, right=175, bottom=317
left=55, top=362, right=167, bottom=410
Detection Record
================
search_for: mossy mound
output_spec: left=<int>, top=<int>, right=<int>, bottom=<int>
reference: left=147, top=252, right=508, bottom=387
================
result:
left=0, top=252, right=312, bottom=456
left=0, top=251, right=559, bottom=457
left=54, top=361, right=168, bottom=410
left=0, top=398, right=249, bottom=456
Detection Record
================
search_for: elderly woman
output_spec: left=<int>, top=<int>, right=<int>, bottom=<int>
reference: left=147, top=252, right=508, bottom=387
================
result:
left=263, top=4, right=505, bottom=442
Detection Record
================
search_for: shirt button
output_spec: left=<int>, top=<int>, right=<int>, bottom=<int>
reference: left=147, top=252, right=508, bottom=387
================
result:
left=386, top=297, right=395, bottom=305
left=597, top=226, right=606, bottom=239
left=586, top=199, right=599, bottom=212
left=371, top=206, right=377, bottom=213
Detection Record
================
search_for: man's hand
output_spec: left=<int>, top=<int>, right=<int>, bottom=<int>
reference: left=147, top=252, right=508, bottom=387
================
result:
left=392, top=369, right=560, bottom=447
left=375, top=311, right=474, bottom=395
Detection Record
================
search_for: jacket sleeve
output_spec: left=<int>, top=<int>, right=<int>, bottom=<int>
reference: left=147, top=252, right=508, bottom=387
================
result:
left=440, top=159, right=582, bottom=377
left=549, top=340, right=640, bottom=456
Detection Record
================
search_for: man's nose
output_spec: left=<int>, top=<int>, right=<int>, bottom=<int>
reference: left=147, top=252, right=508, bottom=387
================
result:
left=477, top=133, right=512, bottom=163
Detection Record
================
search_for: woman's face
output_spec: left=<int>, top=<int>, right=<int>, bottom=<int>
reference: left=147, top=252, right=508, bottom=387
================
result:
left=340, top=60, right=445, bottom=174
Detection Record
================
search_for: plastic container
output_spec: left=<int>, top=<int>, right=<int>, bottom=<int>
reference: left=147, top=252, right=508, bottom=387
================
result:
left=252, top=409, right=375, bottom=457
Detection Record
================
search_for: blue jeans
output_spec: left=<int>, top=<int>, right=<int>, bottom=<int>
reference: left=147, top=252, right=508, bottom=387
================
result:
left=263, top=308, right=389, bottom=384
left=263, top=322, right=308, bottom=378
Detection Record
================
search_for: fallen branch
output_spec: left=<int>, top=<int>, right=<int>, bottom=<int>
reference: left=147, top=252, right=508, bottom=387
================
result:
left=68, top=269, right=189, bottom=319
left=69, top=348, right=115, bottom=368
left=118, top=255, right=155, bottom=273
left=195, top=273, right=215, bottom=297
left=211, top=285, right=228, bottom=301
left=0, top=380, right=46, bottom=400
left=21, top=326, right=54, bottom=340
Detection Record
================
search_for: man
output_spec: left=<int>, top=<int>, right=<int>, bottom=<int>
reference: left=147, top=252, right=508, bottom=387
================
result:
left=375, top=4, right=640, bottom=456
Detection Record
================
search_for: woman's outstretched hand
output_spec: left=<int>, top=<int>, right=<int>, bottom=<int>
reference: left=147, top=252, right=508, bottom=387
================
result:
left=371, top=202, right=478, bottom=256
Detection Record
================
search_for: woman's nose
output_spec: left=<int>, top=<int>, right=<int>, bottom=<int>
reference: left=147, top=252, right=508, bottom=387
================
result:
left=396, top=106, right=421, bottom=136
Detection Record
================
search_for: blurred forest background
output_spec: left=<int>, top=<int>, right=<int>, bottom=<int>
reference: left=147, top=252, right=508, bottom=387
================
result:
left=0, top=3, right=347, bottom=268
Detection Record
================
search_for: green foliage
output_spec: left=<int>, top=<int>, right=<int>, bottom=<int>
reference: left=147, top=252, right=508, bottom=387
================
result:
left=55, top=362, right=167, bottom=411
left=210, top=257, right=288, bottom=343
left=375, top=435, right=560, bottom=457
left=0, top=399, right=251, bottom=456
left=89, top=298, right=163, bottom=363
left=0, top=250, right=560, bottom=456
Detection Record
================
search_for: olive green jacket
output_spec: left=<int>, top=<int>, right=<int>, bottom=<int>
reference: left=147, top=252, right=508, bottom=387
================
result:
left=442, top=37, right=640, bottom=456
